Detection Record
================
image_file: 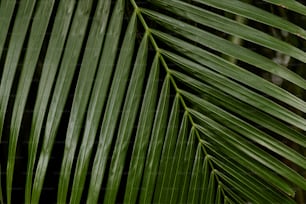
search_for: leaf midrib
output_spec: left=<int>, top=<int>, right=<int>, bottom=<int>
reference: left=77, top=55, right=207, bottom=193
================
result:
left=131, top=0, right=227, bottom=200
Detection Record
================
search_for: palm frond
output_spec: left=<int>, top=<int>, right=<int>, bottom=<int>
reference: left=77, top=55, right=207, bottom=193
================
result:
left=0, top=0, right=306, bottom=203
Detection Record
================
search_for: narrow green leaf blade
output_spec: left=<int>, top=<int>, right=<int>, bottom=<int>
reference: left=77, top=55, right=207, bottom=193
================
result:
left=86, top=4, right=140, bottom=203
left=67, top=0, right=125, bottom=201
left=205, top=171, right=216, bottom=204
left=182, top=91, right=306, bottom=169
left=210, top=153, right=295, bottom=204
left=153, top=95, right=180, bottom=203
left=7, top=1, right=55, bottom=203
left=0, top=0, right=36, bottom=141
left=187, top=144, right=204, bottom=204
left=138, top=69, right=170, bottom=203
left=172, top=71, right=306, bottom=147
left=0, top=0, right=16, bottom=59
left=70, top=1, right=123, bottom=203
left=168, top=113, right=190, bottom=204
left=222, top=185, right=245, bottom=204
left=123, top=75, right=169, bottom=204
left=193, top=111, right=306, bottom=192
left=164, top=54, right=306, bottom=131
left=215, top=184, right=222, bottom=204
left=263, top=0, right=306, bottom=16
left=1, top=1, right=37, bottom=203
left=149, top=0, right=306, bottom=63
left=150, top=29, right=306, bottom=113
left=179, top=127, right=197, bottom=203
left=196, top=125, right=295, bottom=196
left=144, top=12, right=306, bottom=92
left=195, top=0, right=306, bottom=39
left=31, top=0, right=94, bottom=202
left=25, top=0, right=77, bottom=202
left=200, top=156, right=210, bottom=203
left=56, top=1, right=114, bottom=203
left=103, top=41, right=154, bottom=203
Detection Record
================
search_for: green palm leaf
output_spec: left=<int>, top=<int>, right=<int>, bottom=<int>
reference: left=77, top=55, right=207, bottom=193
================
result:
left=0, top=0, right=306, bottom=203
